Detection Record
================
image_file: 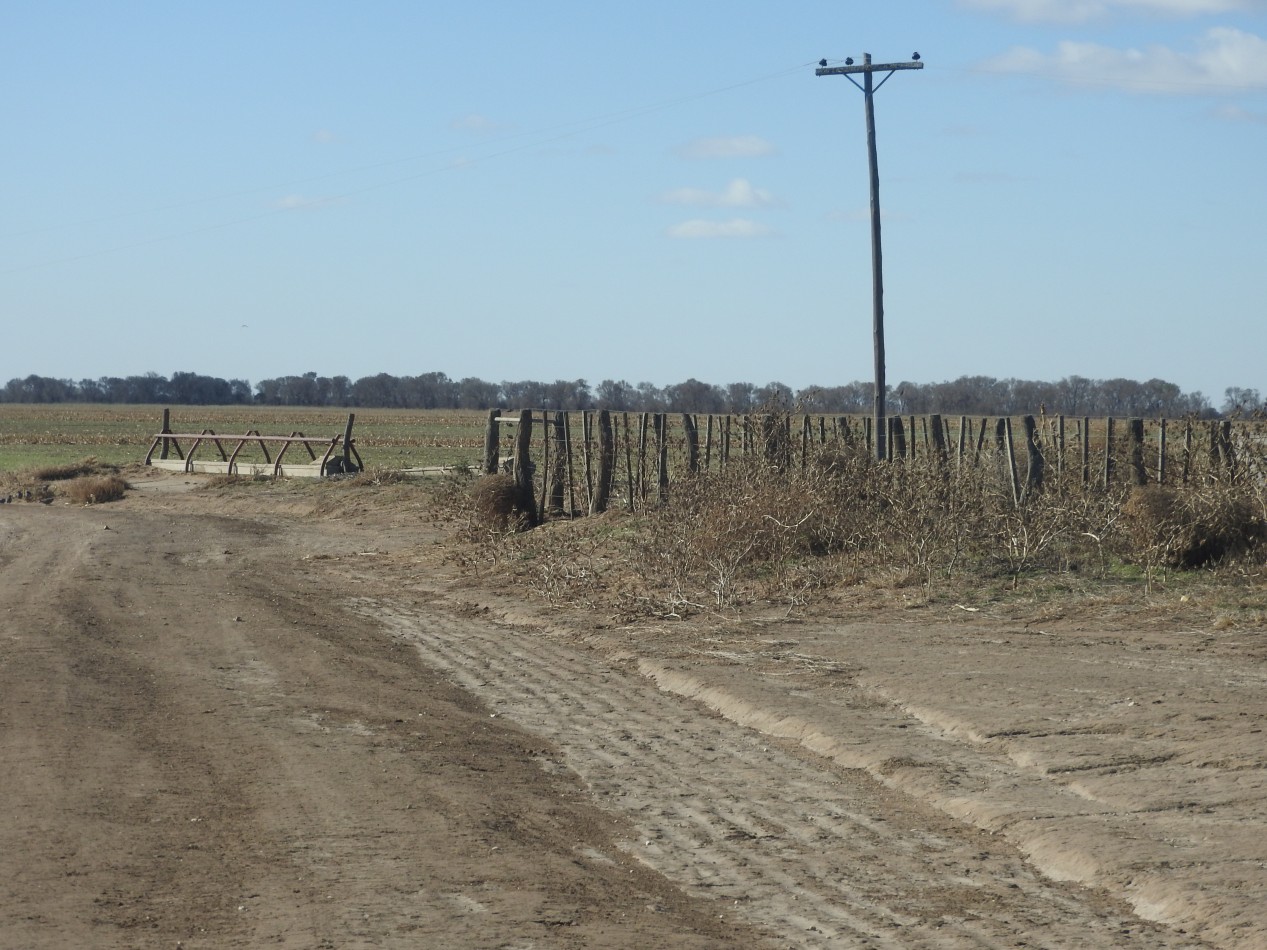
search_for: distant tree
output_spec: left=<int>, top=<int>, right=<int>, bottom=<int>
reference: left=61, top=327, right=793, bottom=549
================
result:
left=665, top=378, right=724, bottom=413
left=595, top=379, right=636, bottom=410
left=635, top=381, right=667, bottom=411
left=724, top=382, right=755, bottom=413
left=1222, top=387, right=1264, bottom=415
left=457, top=377, right=500, bottom=409
left=753, top=381, right=793, bottom=410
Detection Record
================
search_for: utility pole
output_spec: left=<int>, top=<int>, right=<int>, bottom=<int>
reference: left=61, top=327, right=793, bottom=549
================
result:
left=817, top=52, right=923, bottom=461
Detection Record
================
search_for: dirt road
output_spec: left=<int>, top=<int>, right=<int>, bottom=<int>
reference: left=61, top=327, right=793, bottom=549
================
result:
left=2, top=473, right=1263, bottom=947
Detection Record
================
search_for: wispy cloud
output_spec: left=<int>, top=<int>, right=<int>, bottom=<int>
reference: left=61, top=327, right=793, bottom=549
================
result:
left=450, top=113, right=506, bottom=135
left=1215, top=102, right=1267, bottom=122
left=676, top=135, right=777, bottom=159
left=980, top=27, right=1267, bottom=92
left=658, top=178, right=776, bottom=208
left=311, top=128, right=338, bottom=144
left=960, top=0, right=1265, bottom=24
left=273, top=194, right=340, bottom=211
left=666, top=218, right=773, bottom=239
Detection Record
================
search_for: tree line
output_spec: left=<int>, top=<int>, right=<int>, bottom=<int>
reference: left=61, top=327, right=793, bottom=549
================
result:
left=2, top=370, right=1258, bottom=417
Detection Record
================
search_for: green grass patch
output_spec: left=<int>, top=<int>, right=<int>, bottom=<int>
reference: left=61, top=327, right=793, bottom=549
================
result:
left=0, top=404, right=492, bottom=472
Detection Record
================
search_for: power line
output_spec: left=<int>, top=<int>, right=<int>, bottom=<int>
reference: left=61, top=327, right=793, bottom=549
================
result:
left=817, top=53, right=924, bottom=463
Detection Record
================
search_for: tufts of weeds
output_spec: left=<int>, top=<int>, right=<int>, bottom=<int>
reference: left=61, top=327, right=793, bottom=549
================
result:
left=65, top=474, right=129, bottom=504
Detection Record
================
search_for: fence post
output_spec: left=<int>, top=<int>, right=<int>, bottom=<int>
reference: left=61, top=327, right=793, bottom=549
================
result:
left=1022, top=414, right=1043, bottom=500
left=929, top=413, right=947, bottom=465
left=1103, top=417, right=1116, bottom=488
left=682, top=413, right=700, bottom=474
left=1056, top=415, right=1065, bottom=483
left=890, top=416, right=906, bottom=461
left=1081, top=417, right=1091, bottom=485
left=623, top=412, right=636, bottom=511
left=160, top=408, right=171, bottom=460
left=1158, top=418, right=1167, bottom=484
left=483, top=408, right=501, bottom=474
left=655, top=413, right=669, bottom=501
left=1003, top=418, right=1022, bottom=506
left=591, top=409, right=613, bottom=515
left=1128, top=418, right=1146, bottom=486
left=548, top=412, right=567, bottom=516
left=513, top=409, right=538, bottom=527
left=581, top=410, right=594, bottom=511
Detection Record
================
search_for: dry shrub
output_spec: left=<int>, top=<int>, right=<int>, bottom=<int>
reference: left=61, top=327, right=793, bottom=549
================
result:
left=30, top=458, right=117, bottom=481
left=65, top=474, right=129, bottom=505
left=1121, top=484, right=1265, bottom=569
left=471, top=474, right=535, bottom=532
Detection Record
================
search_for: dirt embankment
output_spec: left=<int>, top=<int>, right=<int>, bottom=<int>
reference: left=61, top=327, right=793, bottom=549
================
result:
left=3, top=471, right=1263, bottom=948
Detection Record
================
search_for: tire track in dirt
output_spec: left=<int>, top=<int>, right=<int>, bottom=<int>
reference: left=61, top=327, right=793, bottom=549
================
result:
left=362, top=600, right=1205, bottom=949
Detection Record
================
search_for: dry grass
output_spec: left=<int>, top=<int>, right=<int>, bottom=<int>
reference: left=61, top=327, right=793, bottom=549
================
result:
left=64, top=474, right=129, bottom=505
left=448, top=415, right=1267, bottom=623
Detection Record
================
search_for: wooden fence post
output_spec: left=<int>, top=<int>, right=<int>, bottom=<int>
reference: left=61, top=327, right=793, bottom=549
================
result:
left=513, top=409, right=538, bottom=527
left=929, top=413, right=947, bottom=465
left=1081, top=417, right=1091, bottom=486
left=1004, top=418, right=1022, bottom=507
left=637, top=413, right=650, bottom=503
left=591, top=409, right=614, bottom=515
left=682, top=413, right=700, bottom=474
left=547, top=412, right=567, bottom=516
left=1056, top=415, right=1065, bottom=483
left=1218, top=420, right=1236, bottom=477
left=1103, top=417, right=1116, bottom=489
left=623, top=412, right=636, bottom=511
left=655, top=413, right=669, bottom=501
left=1022, top=414, right=1043, bottom=499
left=581, top=410, right=594, bottom=511
left=704, top=414, right=714, bottom=471
left=1128, top=418, right=1146, bottom=486
left=483, top=408, right=501, bottom=474
left=160, top=408, right=172, bottom=460
left=1158, top=418, right=1167, bottom=484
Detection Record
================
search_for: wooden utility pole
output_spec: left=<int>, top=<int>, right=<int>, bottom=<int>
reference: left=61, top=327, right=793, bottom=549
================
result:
left=817, top=52, right=923, bottom=461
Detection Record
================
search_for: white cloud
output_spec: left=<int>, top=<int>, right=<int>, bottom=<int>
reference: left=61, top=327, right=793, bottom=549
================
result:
left=677, top=135, right=777, bottom=159
left=960, top=0, right=1265, bottom=24
left=666, top=218, right=773, bottom=239
left=981, top=27, right=1267, bottom=92
left=658, top=178, right=776, bottom=208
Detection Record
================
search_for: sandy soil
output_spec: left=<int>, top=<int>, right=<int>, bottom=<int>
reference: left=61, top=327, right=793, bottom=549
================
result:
left=2, top=468, right=1263, bottom=948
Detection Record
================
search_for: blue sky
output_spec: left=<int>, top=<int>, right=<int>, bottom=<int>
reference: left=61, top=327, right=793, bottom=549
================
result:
left=3, top=0, right=1265, bottom=403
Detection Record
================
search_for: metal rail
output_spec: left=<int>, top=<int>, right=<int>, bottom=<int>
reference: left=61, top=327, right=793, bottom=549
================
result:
left=145, top=423, right=361, bottom=477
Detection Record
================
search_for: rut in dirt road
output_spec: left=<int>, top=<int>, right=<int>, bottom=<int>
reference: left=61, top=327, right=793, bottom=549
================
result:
left=364, top=600, right=1206, bottom=950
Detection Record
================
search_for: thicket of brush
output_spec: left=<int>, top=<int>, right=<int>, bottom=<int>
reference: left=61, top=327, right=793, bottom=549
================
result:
left=454, top=421, right=1267, bottom=620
